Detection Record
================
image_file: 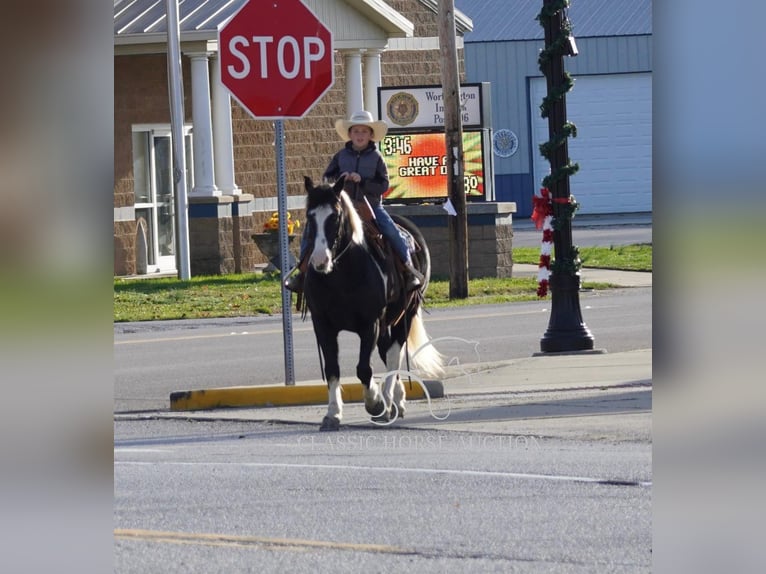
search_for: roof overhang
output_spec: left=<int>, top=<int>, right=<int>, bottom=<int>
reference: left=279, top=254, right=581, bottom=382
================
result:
left=114, top=0, right=413, bottom=52
left=341, top=0, right=414, bottom=38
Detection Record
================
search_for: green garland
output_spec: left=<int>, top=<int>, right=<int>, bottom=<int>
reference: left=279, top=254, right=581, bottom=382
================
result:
left=550, top=194, right=580, bottom=231
left=551, top=245, right=582, bottom=274
left=536, top=0, right=579, bottom=198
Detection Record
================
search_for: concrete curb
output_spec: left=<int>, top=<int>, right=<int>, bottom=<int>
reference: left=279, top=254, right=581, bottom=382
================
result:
left=170, top=379, right=445, bottom=411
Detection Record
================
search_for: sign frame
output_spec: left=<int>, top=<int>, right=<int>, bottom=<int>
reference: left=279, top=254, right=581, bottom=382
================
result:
left=378, top=83, right=491, bottom=132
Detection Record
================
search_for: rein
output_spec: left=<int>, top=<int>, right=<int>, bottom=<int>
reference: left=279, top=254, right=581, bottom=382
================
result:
left=329, top=202, right=357, bottom=265
left=331, top=239, right=353, bottom=265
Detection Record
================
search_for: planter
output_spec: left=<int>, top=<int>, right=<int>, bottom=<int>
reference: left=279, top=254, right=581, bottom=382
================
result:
left=252, top=232, right=298, bottom=271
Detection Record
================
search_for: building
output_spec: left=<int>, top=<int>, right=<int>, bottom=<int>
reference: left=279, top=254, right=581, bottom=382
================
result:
left=113, top=0, right=472, bottom=277
left=455, top=0, right=652, bottom=217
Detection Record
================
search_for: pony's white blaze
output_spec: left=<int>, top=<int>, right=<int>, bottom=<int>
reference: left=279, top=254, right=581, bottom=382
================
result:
left=308, top=205, right=333, bottom=273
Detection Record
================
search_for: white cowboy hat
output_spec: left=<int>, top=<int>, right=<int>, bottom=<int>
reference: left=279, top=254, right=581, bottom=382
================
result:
left=335, top=110, right=389, bottom=142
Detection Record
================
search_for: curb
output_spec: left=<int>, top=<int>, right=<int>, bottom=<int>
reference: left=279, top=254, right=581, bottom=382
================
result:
left=169, top=379, right=445, bottom=411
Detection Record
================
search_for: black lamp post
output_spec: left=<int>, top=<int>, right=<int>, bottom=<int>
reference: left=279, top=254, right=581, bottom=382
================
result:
left=537, top=0, right=594, bottom=352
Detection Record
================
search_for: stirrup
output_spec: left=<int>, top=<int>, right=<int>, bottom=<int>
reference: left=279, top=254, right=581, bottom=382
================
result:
left=403, top=266, right=423, bottom=291
left=284, top=271, right=304, bottom=293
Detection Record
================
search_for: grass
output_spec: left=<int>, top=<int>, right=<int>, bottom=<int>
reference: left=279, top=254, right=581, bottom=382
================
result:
left=114, top=244, right=651, bottom=322
left=512, top=244, right=652, bottom=271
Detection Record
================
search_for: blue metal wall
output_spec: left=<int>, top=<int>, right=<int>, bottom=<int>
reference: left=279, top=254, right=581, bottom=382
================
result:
left=462, top=35, right=652, bottom=217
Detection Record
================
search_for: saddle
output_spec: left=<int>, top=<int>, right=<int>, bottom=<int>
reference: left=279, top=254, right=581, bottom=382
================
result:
left=352, top=198, right=419, bottom=301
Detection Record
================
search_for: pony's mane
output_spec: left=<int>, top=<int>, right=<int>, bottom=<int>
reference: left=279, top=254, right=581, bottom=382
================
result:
left=307, top=180, right=365, bottom=246
left=337, top=190, right=365, bottom=246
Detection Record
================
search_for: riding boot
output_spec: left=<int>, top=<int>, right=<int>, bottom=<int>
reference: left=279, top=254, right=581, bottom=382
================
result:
left=402, top=261, right=424, bottom=291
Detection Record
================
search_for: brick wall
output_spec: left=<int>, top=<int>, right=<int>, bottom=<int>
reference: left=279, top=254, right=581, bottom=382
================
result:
left=113, top=220, right=135, bottom=276
left=189, top=210, right=234, bottom=276
left=388, top=204, right=517, bottom=279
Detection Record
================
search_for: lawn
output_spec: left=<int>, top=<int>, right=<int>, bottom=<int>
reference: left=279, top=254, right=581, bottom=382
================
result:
left=114, top=244, right=651, bottom=322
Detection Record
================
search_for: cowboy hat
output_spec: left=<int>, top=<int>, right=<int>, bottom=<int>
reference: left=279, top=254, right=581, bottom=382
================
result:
left=335, top=110, right=389, bottom=142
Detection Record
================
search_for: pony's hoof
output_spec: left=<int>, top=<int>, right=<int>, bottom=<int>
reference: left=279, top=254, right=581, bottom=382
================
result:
left=371, top=410, right=391, bottom=423
left=319, top=416, right=340, bottom=432
left=365, top=400, right=386, bottom=417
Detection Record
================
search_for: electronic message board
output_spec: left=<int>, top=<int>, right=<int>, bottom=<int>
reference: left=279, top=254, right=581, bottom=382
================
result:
left=380, top=131, right=486, bottom=203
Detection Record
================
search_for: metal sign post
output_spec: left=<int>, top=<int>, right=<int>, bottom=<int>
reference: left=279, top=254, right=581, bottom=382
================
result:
left=219, top=0, right=334, bottom=386
left=274, top=120, right=295, bottom=385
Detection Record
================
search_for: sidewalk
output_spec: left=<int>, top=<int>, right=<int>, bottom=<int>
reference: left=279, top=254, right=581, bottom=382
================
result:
left=132, top=348, right=651, bottom=442
left=512, top=263, right=653, bottom=287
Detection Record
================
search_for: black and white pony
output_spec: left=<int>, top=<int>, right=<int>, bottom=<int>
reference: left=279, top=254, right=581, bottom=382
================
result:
left=300, top=176, right=443, bottom=431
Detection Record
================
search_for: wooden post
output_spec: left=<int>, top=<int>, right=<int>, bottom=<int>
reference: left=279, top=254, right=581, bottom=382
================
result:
left=438, top=0, right=468, bottom=299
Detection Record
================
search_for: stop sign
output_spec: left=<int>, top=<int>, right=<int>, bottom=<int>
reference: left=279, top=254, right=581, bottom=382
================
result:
left=219, top=0, right=334, bottom=119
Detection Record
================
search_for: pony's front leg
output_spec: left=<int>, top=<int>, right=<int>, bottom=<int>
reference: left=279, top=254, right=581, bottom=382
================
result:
left=381, top=341, right=407, bottom=420
left=321, top=376, right=343, bottom=432
left=314, top=326, right=342, bottom=432
left=358, top=324, right=385, bottom=418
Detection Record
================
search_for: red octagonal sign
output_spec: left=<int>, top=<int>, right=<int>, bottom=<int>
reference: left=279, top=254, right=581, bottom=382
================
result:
left=219, top=0, right=334, bottom=119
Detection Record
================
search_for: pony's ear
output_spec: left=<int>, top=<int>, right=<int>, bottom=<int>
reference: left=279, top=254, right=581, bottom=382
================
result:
left=304, top=176, right=314, bottom=192
left=333, top=175, right=346, bottom=196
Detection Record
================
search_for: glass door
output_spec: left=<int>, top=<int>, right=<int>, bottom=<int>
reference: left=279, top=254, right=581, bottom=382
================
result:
left=132, top=126, right=193, bottom=274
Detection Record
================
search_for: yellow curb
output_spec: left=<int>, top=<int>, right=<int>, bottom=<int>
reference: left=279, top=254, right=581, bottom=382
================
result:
left=169, top=380, right=443, bottom=411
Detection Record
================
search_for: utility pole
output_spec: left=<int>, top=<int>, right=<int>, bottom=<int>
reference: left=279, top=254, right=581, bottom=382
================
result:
left=438, top=0, right=468, bottom=299
left=165, top=0, right=191, bottom=280
left=537, top=0, right=594, bottom=352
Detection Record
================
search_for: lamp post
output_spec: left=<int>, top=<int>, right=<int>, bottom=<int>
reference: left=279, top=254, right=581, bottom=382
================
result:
left=537, top=0, right=594, bottom=352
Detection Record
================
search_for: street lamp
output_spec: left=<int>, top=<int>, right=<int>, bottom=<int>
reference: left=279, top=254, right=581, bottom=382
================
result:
left=537, top=0, right=594, bottom=352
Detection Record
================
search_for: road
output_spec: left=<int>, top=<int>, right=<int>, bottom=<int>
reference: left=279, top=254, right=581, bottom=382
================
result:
left=114, top=223, right=652, bottom=572
left=511, top=221, right=652, bottom=248
left=115, top=414, right=650, bottom=573
left=114, top=287, right=651, bottom=412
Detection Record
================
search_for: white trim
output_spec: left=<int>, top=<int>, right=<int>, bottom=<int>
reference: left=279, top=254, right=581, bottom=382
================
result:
left=387, top=36, right=463, bottom=51
left=114, top=206, right=136, bottom=222
left=115, top=31, right=216, bottom=45
left=131, top=123, right=193, bottom=135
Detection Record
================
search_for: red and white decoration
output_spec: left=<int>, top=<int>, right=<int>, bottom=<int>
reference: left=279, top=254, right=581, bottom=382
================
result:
left=531, top=187, right=554, bottom=297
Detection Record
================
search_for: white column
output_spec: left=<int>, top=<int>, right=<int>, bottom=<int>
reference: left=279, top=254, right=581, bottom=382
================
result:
left=188, top=52, right=220, bottom=197
left=343, top=50, right=364, bottom=114
left=211, top=55, right=241, bottom=195
left=363, top=50, right=383, bottom=118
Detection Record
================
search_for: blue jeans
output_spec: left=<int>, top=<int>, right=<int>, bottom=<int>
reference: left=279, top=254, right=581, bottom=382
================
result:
left=372, top=204, right=411, bottom=264
left=298, top=204, right=412, bottom=264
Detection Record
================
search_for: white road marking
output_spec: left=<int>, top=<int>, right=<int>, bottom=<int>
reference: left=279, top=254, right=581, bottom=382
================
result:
left=115, top=460, right=650, bottom=487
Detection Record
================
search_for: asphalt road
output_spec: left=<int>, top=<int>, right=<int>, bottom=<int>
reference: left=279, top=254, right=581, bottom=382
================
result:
left=114, top=221, right=652, bottom=572
left=115, top=417, right=651, bottom=573
left=114, top=287, right=651, bottom=413
left=511, top=220, right=652, bottom=248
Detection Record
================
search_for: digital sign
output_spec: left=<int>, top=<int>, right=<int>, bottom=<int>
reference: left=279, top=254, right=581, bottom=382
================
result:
left=380, top=131, right=486, bottom=203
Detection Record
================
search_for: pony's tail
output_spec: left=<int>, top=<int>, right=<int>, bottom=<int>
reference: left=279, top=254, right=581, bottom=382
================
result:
left=407, top=308, right=445, bottom=378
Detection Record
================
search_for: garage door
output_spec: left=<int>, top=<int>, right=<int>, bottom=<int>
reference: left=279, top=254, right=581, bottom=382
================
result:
left=530, top=73, right=652, bottom=214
